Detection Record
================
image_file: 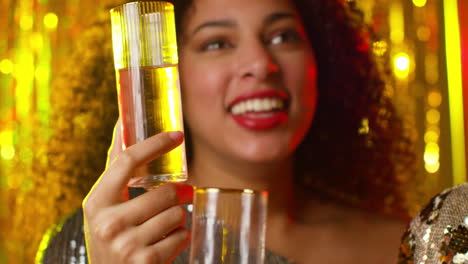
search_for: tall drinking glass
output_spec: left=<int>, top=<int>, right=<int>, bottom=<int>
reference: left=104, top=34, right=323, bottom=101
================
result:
left=110, top=1, right=187, bottom=188
left=190, top=188, right=268, bottom=264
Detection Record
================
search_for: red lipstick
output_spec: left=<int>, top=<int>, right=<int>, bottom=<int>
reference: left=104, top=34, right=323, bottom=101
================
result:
left=228, top=90, right=288, bottom=131
left=231, top=112, right=287, bottom=130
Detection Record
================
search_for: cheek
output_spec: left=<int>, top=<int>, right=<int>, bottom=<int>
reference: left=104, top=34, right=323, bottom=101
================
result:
left=286, top=56, right=318, bottom=150
left=179, top=58, right=229, bottom=127
left=181, top=61, right=210, bottom=104
left=283, top=55, right=318, bottom=112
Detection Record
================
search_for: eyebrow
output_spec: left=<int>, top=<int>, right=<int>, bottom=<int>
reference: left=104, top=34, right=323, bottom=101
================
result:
left=191, top=20, right=236, bottom=36
left=190, top=12, right=296, bottom=37
left=263, top=12, right=295, bottom=26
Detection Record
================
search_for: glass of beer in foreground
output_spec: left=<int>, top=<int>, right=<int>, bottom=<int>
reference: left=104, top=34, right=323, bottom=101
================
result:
left=110, top=1, right=187, bottom=188
left=190, top=188, right=268, bottom=264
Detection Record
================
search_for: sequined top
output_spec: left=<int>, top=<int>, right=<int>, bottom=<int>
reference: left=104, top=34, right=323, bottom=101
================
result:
left=398, top=183, right=468, bottom=264
left=38, top=207, right=295, bottom=264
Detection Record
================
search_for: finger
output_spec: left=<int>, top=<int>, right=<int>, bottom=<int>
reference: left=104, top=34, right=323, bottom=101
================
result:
left=106, top=118, right=123, bottom=169
left=84, top=118, right=124, bottom=214
left=114, top=183, right=193, bottom=226
left=90, top=131, right=185, bottom=207
left=86, top=183, right=192, bottom=242
left=135, top=228, right=190, bottom=264
left=144, top=206, right=186, bottom=245
left=127, top=205, right=186, bottom=246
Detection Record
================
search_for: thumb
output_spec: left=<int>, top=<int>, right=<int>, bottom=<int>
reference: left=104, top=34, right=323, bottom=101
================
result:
left=106, top=118, right=123, bottom=168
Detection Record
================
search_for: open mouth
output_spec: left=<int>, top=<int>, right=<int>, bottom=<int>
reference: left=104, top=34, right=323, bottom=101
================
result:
left=227, top=90, right=289, bottom=130
left=229, top=97, right=286, bottom=115
left=228, top=90, right=289, bottom=115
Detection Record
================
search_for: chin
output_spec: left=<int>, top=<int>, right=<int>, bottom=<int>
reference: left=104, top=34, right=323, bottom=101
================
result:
left=233, top=145, right=292, bottom=164
left=226, top=130, right=302, bottom=164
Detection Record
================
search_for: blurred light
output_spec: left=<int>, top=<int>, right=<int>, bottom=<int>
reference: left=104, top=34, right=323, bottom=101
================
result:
left=15, top=51, right=35, bottom=120
left=417, top=26, right=431, bottom=41
left=44, top=13, right=58, bottom=29
left=395, top=53, right=410, bottom=71
left=35, top=66, right=49, bottom=82
left=20, top=178, right=33, bottom=192
left=19, top=147, right=33, bottom=162
left=394, top=52, right=410, bottom=79
left=413, top=0, right=427, bottom=8
left=425, top=54, right=439, bottom=84
left=426, top=142, right=440, bottom=154
left=358, top=118, right=370, bottom=134
left=427, top=125, right=440, bottom=135
left=444, top=0, right=466, bottom=184
left=428, top=91, right=442, bottom=107
left=389, top=1, right=404, bottom=44
left=424, top=143, right=440, bottom=165
left=1, top=145, right=15, bottom=160
left=36, top=35, right=52, bottom=126
left=30, top=33, right=44, bottom=51
left=13, top=52, right=35, bottom=79
left=426, top=109, right=440, bottom=124
left=0, top=130, right=13, bottom=146
left=425, top=162, right=440, bottom=174
left=20, top=15, right=34, bottom=31
left=0, top=59, right=14, bottom=74
left=372, top=41, right=388, bottom=57
left=424, top=130, right=439, bottom=143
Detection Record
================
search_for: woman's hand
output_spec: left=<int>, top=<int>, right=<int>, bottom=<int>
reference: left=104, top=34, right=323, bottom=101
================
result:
left=83, top=120, right=193, bottom=263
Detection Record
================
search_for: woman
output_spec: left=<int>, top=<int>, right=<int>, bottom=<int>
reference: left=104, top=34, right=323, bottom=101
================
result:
left=40, top=0, right=415, bottom=263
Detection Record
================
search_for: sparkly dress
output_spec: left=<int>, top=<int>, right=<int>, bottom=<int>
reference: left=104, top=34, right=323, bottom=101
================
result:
left=38, top=207, right=294, bottom=264
left=398, top=183, right=468, bottom=264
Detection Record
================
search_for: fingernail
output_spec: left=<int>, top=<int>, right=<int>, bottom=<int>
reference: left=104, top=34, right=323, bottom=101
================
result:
left=168, top=131, right=184, bottom=142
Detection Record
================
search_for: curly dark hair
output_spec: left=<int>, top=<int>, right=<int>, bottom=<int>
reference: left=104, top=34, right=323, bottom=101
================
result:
left=291, top=0, right=415, bottom=215
left=168, top=0, right=415, bottom=215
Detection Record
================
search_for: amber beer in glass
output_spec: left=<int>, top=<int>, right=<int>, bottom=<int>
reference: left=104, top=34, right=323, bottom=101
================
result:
left=110, top=1, right=187, bottom=188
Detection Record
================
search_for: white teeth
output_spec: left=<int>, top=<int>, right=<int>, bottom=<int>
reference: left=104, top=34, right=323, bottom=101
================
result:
left=254, top=99, right=261, bottom=110
left=230, top=97, right=285, bottom=115
left=265, top=99, right=272, bottom=110
left=247, top=100, right=254, bottom=110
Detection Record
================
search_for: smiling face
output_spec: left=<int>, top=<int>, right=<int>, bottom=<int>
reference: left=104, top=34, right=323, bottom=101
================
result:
left=178, top=0, right=317, bottom=165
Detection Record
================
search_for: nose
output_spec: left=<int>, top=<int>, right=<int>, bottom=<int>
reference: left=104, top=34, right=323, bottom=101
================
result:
left=236, top=40, right=279, bottom=80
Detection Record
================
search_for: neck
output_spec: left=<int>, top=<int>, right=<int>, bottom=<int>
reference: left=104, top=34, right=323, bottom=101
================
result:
left=186, top=148, right=296, bottom=220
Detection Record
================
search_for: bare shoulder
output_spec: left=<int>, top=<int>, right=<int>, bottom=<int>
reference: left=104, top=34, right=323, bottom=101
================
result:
left=364, top=210, right=408, bottom=234
left=342, top=209, right=408, bottom=263
left=360, top=211, right=408, bottom=251
left=286, top=202, right=409, bottom=264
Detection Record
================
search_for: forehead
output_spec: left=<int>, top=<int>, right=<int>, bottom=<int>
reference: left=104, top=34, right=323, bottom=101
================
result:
left=184, top=0, right=299, bottom=29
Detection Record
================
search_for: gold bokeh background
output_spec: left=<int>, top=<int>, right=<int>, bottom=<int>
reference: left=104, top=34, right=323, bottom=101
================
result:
left=1, top=0, right=467, bottom=263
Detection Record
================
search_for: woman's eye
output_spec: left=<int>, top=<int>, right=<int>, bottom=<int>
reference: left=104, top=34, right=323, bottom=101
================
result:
left=270, top=30, right=302, bottom=45
left=201, top=40, right=231, bottom=51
